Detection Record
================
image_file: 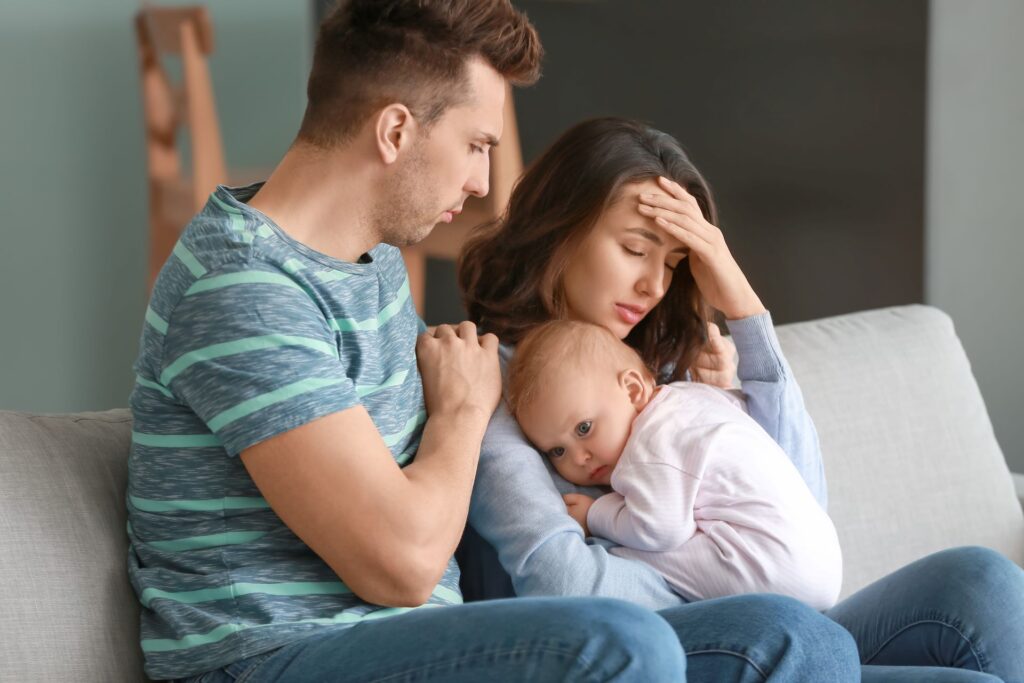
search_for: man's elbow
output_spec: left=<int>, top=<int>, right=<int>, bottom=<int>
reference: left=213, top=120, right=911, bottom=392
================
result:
left=337, top=548, right=449, bottom=608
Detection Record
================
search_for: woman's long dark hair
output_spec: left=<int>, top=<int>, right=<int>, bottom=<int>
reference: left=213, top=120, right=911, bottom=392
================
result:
left=458, top=117, right=718, bottom=380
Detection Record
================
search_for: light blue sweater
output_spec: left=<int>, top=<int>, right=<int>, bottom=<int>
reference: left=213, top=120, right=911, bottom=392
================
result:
left=467, top=311, right=826, bottom=611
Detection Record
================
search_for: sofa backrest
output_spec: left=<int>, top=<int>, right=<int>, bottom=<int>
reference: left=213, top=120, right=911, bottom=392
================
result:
left=0, top=409, right=146, bottom=682
left=777, top=305, right=1024, bottom=597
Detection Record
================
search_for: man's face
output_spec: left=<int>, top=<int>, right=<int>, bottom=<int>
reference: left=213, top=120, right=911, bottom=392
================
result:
left=375, top=57, right=506, bottom=247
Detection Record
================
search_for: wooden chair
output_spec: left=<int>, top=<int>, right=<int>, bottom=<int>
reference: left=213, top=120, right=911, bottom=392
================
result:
left=400, top=82, right=524, bottom=315
left=134, top=5, right=227, bottom=289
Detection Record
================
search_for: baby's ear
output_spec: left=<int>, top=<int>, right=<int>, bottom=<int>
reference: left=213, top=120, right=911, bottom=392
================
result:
left=619, top=368, right=650, bottom=411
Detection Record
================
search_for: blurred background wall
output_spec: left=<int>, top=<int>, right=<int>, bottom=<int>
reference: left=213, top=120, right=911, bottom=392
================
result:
left=926, top=1, right=1024, bottom=481
left=0, top=1, right=1020, bottom=474
left=0, top=0, right=311, bottom=413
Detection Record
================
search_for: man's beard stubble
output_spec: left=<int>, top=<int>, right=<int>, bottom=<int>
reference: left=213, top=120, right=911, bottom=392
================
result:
left=371, top=145, right=440, bottom=248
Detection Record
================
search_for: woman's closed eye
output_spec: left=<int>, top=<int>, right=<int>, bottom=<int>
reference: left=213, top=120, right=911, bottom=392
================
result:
left=622, top=244, right=678, bottom=271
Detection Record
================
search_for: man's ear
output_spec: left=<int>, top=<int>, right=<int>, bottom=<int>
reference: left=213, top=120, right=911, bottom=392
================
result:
left=618, top=368, right=651, bottom=412
left=374, top=103, right=416, bottom=165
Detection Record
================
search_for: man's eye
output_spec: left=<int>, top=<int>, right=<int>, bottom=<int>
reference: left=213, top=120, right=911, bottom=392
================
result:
left=575, top=420, right=592, bottom=436
left=548, top=446, right=565, bottom=458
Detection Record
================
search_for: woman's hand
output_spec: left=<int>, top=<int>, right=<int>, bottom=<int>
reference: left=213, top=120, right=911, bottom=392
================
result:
left=563, top=493, right=595, bottom=536
left=690, top=322, right=737, bottom=389
left=638, top=177, right=766, bottom=321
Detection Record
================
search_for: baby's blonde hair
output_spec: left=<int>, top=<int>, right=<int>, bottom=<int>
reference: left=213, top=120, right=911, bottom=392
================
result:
left=506, top=320, right=652, bottom=418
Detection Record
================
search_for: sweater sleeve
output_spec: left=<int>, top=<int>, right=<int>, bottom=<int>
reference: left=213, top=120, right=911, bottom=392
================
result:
left=466, top=402, right=686, bottom=611
left=587, top=460, right=700, bottom=552
left=725, top=311, right=828, bottom=509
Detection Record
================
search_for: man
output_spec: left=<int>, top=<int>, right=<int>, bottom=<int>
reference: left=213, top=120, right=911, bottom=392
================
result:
left=127, top=1, right=684, bottom=680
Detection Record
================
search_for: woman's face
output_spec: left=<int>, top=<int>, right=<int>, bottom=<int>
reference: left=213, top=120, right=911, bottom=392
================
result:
left=562, top=179, right=688, bottom=339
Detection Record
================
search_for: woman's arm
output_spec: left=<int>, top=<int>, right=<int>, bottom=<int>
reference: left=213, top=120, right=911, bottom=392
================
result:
left=637, top=178, right=827, bottom=509
left=467, top=402, right=686, bottom=611
left=725, top=311, right=828, bottom=509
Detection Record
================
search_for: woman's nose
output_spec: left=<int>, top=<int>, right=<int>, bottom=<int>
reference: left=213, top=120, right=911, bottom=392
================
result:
left=637, top=266, right=666, bottom=299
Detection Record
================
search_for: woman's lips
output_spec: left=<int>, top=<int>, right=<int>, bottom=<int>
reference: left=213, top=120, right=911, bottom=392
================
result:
left=615, top=304, right=646, bottom=326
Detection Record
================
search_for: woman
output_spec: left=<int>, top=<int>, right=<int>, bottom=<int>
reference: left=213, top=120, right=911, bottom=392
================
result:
left=457, top=117, right=1024, bottom=682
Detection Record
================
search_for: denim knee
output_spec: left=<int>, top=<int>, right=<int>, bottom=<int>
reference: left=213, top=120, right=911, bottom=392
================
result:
left=929, top=548, right=1024, bottom=626
left=568, top=598, right=686, bottom=681
left=927, top=546, right=1024, bottom=616
left=750, top=594, right=860, bottom=680
left=666, top=593, right=859, bottom=682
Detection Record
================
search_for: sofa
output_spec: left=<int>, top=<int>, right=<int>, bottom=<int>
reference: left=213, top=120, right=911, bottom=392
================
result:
left=2, top=304, right=1022, bottom=682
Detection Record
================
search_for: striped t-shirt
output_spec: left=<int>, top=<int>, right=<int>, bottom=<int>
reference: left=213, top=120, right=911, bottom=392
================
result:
left=127, top=184, right=462, bottom=680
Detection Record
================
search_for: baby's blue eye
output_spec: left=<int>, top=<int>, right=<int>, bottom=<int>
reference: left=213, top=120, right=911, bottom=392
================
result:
left=548, top=446, right=565, bottom=458
left=575, top=421, right=592, bottom=436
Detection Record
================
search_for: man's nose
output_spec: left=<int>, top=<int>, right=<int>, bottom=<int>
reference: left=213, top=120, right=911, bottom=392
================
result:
left=465, top=156, right=490, bottom=198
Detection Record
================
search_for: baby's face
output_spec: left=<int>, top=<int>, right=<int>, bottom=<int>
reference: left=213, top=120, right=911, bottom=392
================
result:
left=517, top=367, right=639, bottom=487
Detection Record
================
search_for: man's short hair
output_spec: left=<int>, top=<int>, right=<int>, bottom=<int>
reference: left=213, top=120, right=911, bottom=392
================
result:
left=298, top=0, right=542, bottom=148
left=506, top=320, right=650, bottom=418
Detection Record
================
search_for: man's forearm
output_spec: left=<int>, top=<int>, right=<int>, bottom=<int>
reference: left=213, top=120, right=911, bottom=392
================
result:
left=401, top=407, right=491, bottom=565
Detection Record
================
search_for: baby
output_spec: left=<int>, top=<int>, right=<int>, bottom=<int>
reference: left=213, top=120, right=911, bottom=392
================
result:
left=506, top=320, right=843, bottom=610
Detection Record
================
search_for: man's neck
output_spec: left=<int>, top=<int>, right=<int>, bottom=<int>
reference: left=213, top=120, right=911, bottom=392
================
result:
left=248, top=141, right=379, bottom=262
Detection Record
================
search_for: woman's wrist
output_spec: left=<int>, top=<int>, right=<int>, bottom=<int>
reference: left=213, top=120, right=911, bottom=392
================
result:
left=721, top=296, right=766, bottom=321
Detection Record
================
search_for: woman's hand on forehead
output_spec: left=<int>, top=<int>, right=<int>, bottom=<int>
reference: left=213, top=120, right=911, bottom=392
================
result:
left=636, top=177, right=765, bottom=320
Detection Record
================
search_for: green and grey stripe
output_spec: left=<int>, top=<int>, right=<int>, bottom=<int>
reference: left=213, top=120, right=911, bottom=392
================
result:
left=185, top=271, right=305, bottom=297
left=136, top=375, right=173, bottom=398
left=173, top=242, right=207, bottom=278
left=356, top=369, right=409, bottom=398
left=145, top=306, right=169, bottom=334
left=330, top=279, right=410, bottom=332
left=207, top=376, right=349, bottom=432
left=382, top=410, right=426, bottom=448
left=160, top=334, right=337, bottom=386
left=132, top=432, right=220, bottom=448
left=129, top=495, right=270, bottom=513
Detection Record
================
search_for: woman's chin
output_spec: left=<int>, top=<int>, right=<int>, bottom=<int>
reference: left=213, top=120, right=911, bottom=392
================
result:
left=609, top=318, right=635, bottom=340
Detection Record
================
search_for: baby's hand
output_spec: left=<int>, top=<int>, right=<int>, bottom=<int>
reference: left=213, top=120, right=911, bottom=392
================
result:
left=563, top=493, right=595, bottom=536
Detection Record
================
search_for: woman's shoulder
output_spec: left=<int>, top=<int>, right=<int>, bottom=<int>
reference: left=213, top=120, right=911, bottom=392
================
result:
left=497, top=341, right=517, bottom=377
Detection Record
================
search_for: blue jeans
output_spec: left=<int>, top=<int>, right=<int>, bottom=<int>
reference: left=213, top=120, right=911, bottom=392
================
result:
left=181, top=592, right=855, bottom=683
left=830, top=546, right=1024, bottom=682
left=182, top=596, right=686, bottom=682
left=457, top=538, right=1024, bottom=682
left=184, top=545, right=1023, bottom=682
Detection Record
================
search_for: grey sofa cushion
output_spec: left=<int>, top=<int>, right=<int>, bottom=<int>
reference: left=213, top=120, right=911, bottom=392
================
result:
left=777, top=305, right=1024, bottom=598
left=0, top=409, right=146, bottom=682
